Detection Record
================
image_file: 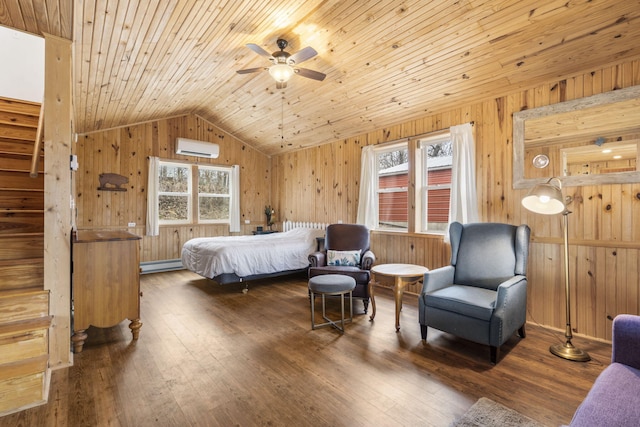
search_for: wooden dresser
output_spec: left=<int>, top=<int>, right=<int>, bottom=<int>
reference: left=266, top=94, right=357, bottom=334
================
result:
left=71, top=230, right=142, bottom=353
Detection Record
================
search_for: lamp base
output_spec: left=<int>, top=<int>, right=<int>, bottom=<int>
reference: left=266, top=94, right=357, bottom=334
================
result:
left=550, top=341, right=590, bottom=362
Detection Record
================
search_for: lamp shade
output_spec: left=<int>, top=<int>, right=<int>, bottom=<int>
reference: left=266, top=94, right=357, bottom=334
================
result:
left=268, top=64, right=294, bottom=82
left=521, top=179, right=565, bottom=215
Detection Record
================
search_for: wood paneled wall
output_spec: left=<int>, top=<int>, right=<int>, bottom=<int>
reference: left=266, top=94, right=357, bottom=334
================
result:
left=272, top=59, right=640, bottom=341
left=76, top=60, right=640, bottom=341
left=75, top=115, right=272, bottom=262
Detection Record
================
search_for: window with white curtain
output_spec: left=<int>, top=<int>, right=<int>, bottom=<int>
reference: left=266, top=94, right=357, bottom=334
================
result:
left=158, top=161, right=233, bottom=225
left=418, top=133, right=452, bottom=234
left=356, top=123, right=476, bottom=234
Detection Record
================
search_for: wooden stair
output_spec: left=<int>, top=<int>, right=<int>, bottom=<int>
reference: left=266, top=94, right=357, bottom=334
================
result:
left=0, top=96, right=51, bottom=416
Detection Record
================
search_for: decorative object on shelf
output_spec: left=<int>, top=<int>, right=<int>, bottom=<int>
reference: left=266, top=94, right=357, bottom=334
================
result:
left=98, top=173, right=128, bottom=191
left=264, top=205, right=275, bottom=229
left=521, top=177, right=590, bottom=362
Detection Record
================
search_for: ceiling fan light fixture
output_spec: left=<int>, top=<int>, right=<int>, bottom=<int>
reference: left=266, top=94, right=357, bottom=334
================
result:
left=237, top=39, right=325, bottom=86
left=269, top=63, right=294, bottom=83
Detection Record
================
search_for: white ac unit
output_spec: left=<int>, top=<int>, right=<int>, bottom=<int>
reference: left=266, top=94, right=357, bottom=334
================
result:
left=175, top=138, right=219, bottom=158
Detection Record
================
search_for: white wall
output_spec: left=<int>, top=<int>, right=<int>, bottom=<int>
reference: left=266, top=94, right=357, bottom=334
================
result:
left=0, top=25, right=44, bottom=102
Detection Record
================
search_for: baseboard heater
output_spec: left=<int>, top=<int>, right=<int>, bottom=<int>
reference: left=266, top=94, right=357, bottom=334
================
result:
left=140, top=259, right=184, bottom=274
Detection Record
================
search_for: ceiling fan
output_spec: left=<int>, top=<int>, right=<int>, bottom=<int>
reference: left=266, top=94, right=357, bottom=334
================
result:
left=236, top=39, right=326, bottom=89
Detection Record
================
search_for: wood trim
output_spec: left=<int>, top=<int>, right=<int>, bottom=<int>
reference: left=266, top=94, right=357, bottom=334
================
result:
left=43, top=33, right=72, bottom=369
left=531, top=236, right=640, bottom=249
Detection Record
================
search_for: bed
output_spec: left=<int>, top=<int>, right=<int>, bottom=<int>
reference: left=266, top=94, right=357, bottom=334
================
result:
left=181, top=221, right=326, bottom=286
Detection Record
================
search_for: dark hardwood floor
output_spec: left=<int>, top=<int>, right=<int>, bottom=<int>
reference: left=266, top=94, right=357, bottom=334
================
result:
left=1, top=270, right=611, bottom=427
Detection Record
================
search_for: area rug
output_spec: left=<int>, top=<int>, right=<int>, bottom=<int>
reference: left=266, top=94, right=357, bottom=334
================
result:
left=450, top=397, right=546, bottom=427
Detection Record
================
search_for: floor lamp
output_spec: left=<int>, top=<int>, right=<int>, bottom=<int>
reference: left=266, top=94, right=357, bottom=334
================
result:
left=521, top=177, right=590, bottom=362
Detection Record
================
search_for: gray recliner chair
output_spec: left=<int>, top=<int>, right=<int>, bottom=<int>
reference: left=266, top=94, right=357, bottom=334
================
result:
left=419, top=221, right=530, bottom=363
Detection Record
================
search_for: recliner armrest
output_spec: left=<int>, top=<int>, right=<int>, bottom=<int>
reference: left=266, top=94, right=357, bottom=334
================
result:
left=361, top=250, right=375, bottom=270
left=421, top=265, right=455, bottom=294
left=490, top=275, right=527, bottom=346
left=308, top=252, right=326, bottom=267
left=612, top=314, right=640, bottom=369
left=496, top=274, right=526, bottom=292
left=494, top=275, right=527, bottom=309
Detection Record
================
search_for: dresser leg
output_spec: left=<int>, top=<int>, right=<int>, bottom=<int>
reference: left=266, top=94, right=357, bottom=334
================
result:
left=71, top=330, right=88, bottom=353
left=129, top=319, right=142, bottom=340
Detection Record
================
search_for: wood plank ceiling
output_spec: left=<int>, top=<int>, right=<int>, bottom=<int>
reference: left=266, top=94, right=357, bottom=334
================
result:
left=1, top=0, right=640, bottom=156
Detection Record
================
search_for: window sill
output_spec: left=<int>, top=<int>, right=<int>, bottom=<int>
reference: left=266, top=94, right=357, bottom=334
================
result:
left=371, top=229, right=445, bottom=240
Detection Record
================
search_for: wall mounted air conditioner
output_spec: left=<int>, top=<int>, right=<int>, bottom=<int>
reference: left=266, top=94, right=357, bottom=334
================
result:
left=175, top=138, right=219, bottom=158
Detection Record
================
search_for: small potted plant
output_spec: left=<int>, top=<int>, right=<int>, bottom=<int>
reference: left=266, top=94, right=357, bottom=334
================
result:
left=264, top=205, right=275, bottom=230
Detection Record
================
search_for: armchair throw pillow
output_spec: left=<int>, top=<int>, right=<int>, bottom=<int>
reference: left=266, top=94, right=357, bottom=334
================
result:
left=327, top=249, right=361, bottom=266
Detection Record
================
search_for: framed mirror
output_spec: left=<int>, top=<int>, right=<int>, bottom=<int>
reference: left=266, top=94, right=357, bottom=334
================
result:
left=513, top=85, right=640, bottom=188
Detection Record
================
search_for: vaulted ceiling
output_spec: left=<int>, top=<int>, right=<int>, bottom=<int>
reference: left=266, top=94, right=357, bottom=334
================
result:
left=2, top=0, right=639, bottom=155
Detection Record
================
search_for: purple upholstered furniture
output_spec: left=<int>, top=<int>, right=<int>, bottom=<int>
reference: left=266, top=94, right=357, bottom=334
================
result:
left=569, top=314, right=640, bottom=427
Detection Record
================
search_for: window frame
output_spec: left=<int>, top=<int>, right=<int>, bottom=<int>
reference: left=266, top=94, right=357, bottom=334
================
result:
left=374, top=141, right=409, bottom=232
left=197, top=164, right=232, bottom=224
left=158, top=161, right=192, bottom=225
left=416, top=132, right=453, bottom=234
left=157, top=160, right=233, bottom=226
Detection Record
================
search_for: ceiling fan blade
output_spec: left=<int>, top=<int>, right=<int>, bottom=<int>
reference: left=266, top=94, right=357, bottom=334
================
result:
left=245, top=43, right=273, bottom=59
left=289, top=46, right=317, bottom=64
left=236, top=67, right=267, bottom=74
left=294, top=67, right=326, bottom=81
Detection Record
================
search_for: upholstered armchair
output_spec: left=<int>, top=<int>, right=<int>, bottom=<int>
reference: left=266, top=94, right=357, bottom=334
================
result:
left=419, top=221, right=530, bottom=363
left=308, top=224, right=375, bottom=313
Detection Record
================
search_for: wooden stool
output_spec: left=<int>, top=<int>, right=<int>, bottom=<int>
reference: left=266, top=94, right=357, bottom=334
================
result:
left=308, top=274, right=356, bottom=333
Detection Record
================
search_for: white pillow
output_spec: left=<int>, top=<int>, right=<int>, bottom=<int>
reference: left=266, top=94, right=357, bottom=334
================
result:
left=327, top=249, right=361, bottom=266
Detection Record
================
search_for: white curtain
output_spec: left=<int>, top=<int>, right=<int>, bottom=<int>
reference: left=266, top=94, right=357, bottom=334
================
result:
left=356, top=145, right=378, bottom=230
left=229, top=165, right=241, bottom=233
left=146, top=156, right=160, bottom=236
left=446, top=122, right=479, bottom=242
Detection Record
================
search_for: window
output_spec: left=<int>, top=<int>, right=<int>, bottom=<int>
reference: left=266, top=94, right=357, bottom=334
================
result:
left=376, top=143, right=408, bottom=231
left=357, top=124, right=475, bottom=234
left=418, top=133, right=452, bottom=233
left=198, top=166, right=230, bottom=223
left=371, top=137, right=452, bottom=233
left=158, top=162, right=191, bottom=224
left=158, top=161, right=233, bottom=225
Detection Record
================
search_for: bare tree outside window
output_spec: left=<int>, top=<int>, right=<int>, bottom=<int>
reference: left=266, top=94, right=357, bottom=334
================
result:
left=159, top=164, right=190, bottom=221
left=157, top=162, right=234, bottom=224
left=378, top=148, right=409, bottom=169
left=198, top=168, right=230, bottom=221
left=427, top=140, right=452, bottom=158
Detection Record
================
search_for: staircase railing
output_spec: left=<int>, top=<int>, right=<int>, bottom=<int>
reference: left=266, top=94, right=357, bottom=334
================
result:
left=30, top=102, right=44, bottom=178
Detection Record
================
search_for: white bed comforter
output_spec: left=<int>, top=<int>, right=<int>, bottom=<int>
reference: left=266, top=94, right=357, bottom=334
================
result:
left=181, top=227, right=325, bottom=279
